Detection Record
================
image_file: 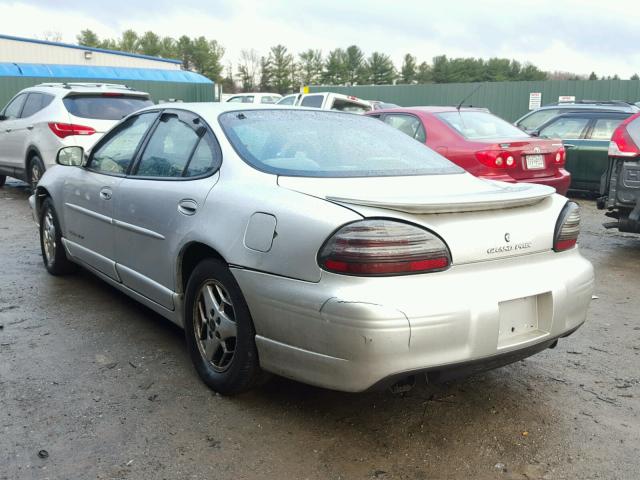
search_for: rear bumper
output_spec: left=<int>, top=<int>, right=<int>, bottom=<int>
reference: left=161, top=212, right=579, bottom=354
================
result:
left=232, top=248, right=594, bottom=392
left=480, top=169, right=571, bottom=196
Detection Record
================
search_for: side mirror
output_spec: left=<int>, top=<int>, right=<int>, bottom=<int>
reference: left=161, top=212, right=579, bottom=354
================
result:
left=530, top=130, right=540, bottom=137
left=57, top=146, right=85, bottom=167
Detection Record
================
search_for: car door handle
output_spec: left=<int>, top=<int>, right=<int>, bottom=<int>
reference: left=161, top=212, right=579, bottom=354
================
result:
left=99, top=187, right=113, bottom=200
left=5, top=128, right=11, bottom=133
left=26, top=125, right=34, bottom=130
left=178, top=199, right=198, bottom=216
left=563, top=144, right=576, bottom=149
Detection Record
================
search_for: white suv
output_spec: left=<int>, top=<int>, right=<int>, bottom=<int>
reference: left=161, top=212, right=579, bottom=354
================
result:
left=0, top=83, right=152, bottom=189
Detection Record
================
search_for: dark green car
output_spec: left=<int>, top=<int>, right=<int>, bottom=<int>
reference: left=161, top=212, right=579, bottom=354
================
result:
left=535, top=111, right=631, bottom=194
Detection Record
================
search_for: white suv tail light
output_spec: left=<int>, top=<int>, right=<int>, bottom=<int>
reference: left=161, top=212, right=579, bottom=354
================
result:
left=554, top=202, right=580, bottom=252
left=318, top=219, right=451, bottom=276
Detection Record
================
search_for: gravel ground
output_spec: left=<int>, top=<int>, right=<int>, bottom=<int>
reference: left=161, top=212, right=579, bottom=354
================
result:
left=1, top=178, right=639, bottom=480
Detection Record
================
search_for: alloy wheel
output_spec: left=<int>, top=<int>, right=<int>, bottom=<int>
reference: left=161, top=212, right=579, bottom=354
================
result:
left=42, top=209, right=56, bottom=266
left=194, top=280, right=237, bottom=372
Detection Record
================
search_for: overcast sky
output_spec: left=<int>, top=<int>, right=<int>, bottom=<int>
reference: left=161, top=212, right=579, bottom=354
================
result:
left=1, top=0, right=639, bottom=78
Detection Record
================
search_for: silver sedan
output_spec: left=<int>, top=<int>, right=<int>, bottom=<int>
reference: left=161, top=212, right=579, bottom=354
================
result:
left=30, top=104, right=594, bottom=394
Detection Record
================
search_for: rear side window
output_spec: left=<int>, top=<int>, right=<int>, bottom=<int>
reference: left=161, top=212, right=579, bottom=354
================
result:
left=21, top=93, right=54, bottom=118
left=300, top=95, right=324, bottom=108
left=2, top=93, right=27, bottom=119
left=260, top=96, right=280, bottom=104
left=277, top=95, right=297, bottom=105
left=539, top=117, right=590, bottom=139
left=383, top=114, right=426, bottom=143
left=589, top=117, right=625, bottom=140
left=90, top=112, right=157, bottom=175
left=228, top=96, right=254, bottom=103
left=63, top=95, right=153, bottom=120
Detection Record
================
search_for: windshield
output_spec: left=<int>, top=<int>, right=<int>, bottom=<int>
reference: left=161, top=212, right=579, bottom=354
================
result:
left=219, top=110, right=462, bottom=177
left=63, top=95, right=153, bottom=120
left=438, top=111, right=530, bottom=139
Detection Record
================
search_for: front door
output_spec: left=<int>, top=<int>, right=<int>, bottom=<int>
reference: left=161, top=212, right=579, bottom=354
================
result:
left=113, top=110, right=222, bottom=309
left=0, top=93, right=27, bottom=173
left=61, top=111, right=158, bottom=279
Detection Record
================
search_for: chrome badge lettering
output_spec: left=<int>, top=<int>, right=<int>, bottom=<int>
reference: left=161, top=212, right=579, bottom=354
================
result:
left=487, top=241, right=532, bottom=255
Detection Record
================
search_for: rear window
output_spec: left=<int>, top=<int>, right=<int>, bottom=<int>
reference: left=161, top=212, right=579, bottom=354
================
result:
left=219, top=109, right=462, bottom=178
left=63, top=95, right=153, bottom=120
left=438, top=111, right=530, bottom=139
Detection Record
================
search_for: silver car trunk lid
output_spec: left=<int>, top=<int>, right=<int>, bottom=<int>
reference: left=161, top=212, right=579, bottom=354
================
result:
left=278, top=173, right=563, bottom=264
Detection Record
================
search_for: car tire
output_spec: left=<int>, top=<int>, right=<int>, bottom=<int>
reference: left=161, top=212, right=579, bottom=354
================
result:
left=39, top=197, right=77, bottom=276
left=184, top=258, right=263, bottom=395
left=0, top=175, right=6, bottom=187
left=29, top=155, right=45, bottom=192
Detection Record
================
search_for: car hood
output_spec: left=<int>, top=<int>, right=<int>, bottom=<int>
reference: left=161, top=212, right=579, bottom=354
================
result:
left=277, top=172, right=554, bottom=214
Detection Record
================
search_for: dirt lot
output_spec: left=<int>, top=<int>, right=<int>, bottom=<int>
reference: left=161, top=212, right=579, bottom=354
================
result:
left=1, top=178, right=639, bottom=480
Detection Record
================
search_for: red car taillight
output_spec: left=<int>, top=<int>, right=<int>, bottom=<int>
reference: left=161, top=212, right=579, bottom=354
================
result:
left=554, top=147, right=566, bottom=166
left=48, top=122, right=96, bottom=139
left=608, top=113, right=640, bottom=157
left=475, top=150, right=517, bottom=169
left=318, top=220, right=451, bottom=276
left=554, top=202, right=580, bottom=252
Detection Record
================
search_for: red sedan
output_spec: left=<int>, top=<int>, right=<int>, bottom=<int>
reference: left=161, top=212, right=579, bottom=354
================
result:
left=366, top=107, right=570, bottom=195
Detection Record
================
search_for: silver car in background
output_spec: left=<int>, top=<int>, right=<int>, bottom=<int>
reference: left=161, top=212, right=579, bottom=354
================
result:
left=0, top=82, right=152, bottom=190
left=30, top=104, right=594, bottom=394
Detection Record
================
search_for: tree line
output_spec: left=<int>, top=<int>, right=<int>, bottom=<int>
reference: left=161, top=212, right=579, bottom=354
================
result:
left=76, top=29, right=638, bottom=94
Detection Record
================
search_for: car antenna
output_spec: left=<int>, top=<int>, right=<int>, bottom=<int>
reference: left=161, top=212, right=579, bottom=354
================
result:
left=456, top=83, right=484, bottom=111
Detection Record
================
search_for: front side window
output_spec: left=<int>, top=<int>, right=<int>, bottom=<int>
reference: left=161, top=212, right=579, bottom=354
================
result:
left=21, top=93, right=54, bottom=118
left=2, top=94, right=27, bottom=119
left=438, top=111, right=530, bottom=140
left=517, top=109, right=561, bottom=131
left=589, top=117, right=625, bottom=140
left=63, top=95, right=153, bottom=120
left=134, top=114, right=201, bottom=177
left=300, top=95, right=324, bottom=108
left=89, top=112, right=157, bottom=175
left=384, top=114, right=426, bottom=143
left=539, top=117, right=590, bottom=139
left=219, top=110, right=462, bottom=177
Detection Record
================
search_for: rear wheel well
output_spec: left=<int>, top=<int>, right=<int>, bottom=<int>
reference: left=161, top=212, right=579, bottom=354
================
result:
left=25, top=148, right=43, bottom=182
left=179, top=243, right=226, bottom=293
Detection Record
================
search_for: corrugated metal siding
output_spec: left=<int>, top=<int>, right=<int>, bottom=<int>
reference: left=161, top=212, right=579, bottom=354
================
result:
left=310, top=80, right=640, bottom=121
left=0, top=76, right=215, bottom=106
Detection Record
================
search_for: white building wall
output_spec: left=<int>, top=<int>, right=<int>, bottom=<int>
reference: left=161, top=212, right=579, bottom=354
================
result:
left=0, top=37, right=181, bottom=70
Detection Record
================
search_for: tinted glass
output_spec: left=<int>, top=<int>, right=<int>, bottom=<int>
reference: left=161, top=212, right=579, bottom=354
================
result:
left=331, top=98, right=370, bottom=113
left=438, top=111, right=529, bottom=139
left=517, top=109, right=561, bottom=131
left=21, top=93, right=54, bottom=118
left=539, top=117, right=590, bottom=139
left=135, top=115, right=200, bottom=177
left=384, top=114, right=426, bottom=143
left=300, top=95, right=324, bottom=108
left=277, top=95, right=297, bottom=105
left=590, top=117, right=625, bottom=140
left=90, top=112, right=157, bottom=175
left=3, top=94, right=27, bottom=119
left=219, top=110, right=462, bottom=177
left=63, top=95, right=153, bottom=120
left=185, top=136, right=219, bottom=177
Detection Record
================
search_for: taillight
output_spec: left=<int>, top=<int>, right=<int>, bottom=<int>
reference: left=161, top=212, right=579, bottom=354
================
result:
left=608, top=113, right=640, bottom=157
left=554, top=202, right=580, bottom=252
left=48, top=123, right=96, bottom=139
left=318, top=220, right=451, bottom=276
left=475, top=151, right=517, bottom=169
left=554, top=147, right=566, bottom=166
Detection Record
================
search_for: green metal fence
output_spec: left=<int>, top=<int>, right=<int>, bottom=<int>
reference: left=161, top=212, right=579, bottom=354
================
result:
left=310, top=80, right=640, bottom=122
left=0, top=76, right=215, bottom=108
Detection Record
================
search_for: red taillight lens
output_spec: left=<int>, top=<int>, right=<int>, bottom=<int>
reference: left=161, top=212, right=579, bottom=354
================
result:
left=608, top=114, right=640, bottom=157
left=554, top=202, right=580, bottom=252
left=475, top=150, right=516, bottom=169
left=554, top=147, right=566, bottom=166
left=48, top=123, right=96, bottom=139
left=319, top=220, right=451, bottom=276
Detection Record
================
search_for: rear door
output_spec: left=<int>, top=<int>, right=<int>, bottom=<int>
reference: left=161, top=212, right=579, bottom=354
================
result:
left=113, top=110, right=221, bottom=309
left=61, top=111, right=158, bottom=279
left=572, top=115, right=628, bottom=192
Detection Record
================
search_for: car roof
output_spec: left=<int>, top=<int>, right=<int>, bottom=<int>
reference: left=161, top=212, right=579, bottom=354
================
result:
left=22, top=82, right=149, bottom=96
left=551, top=111, right=631, bottom=118
left=136, top=102, right=340, bottom=117
left=535, top=102, right=638, bottom=112
left=368, top=106, right=490, bottom=114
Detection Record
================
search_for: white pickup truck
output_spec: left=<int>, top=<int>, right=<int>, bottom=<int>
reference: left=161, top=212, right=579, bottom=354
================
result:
left=277, top=92, right=372, bottom=113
